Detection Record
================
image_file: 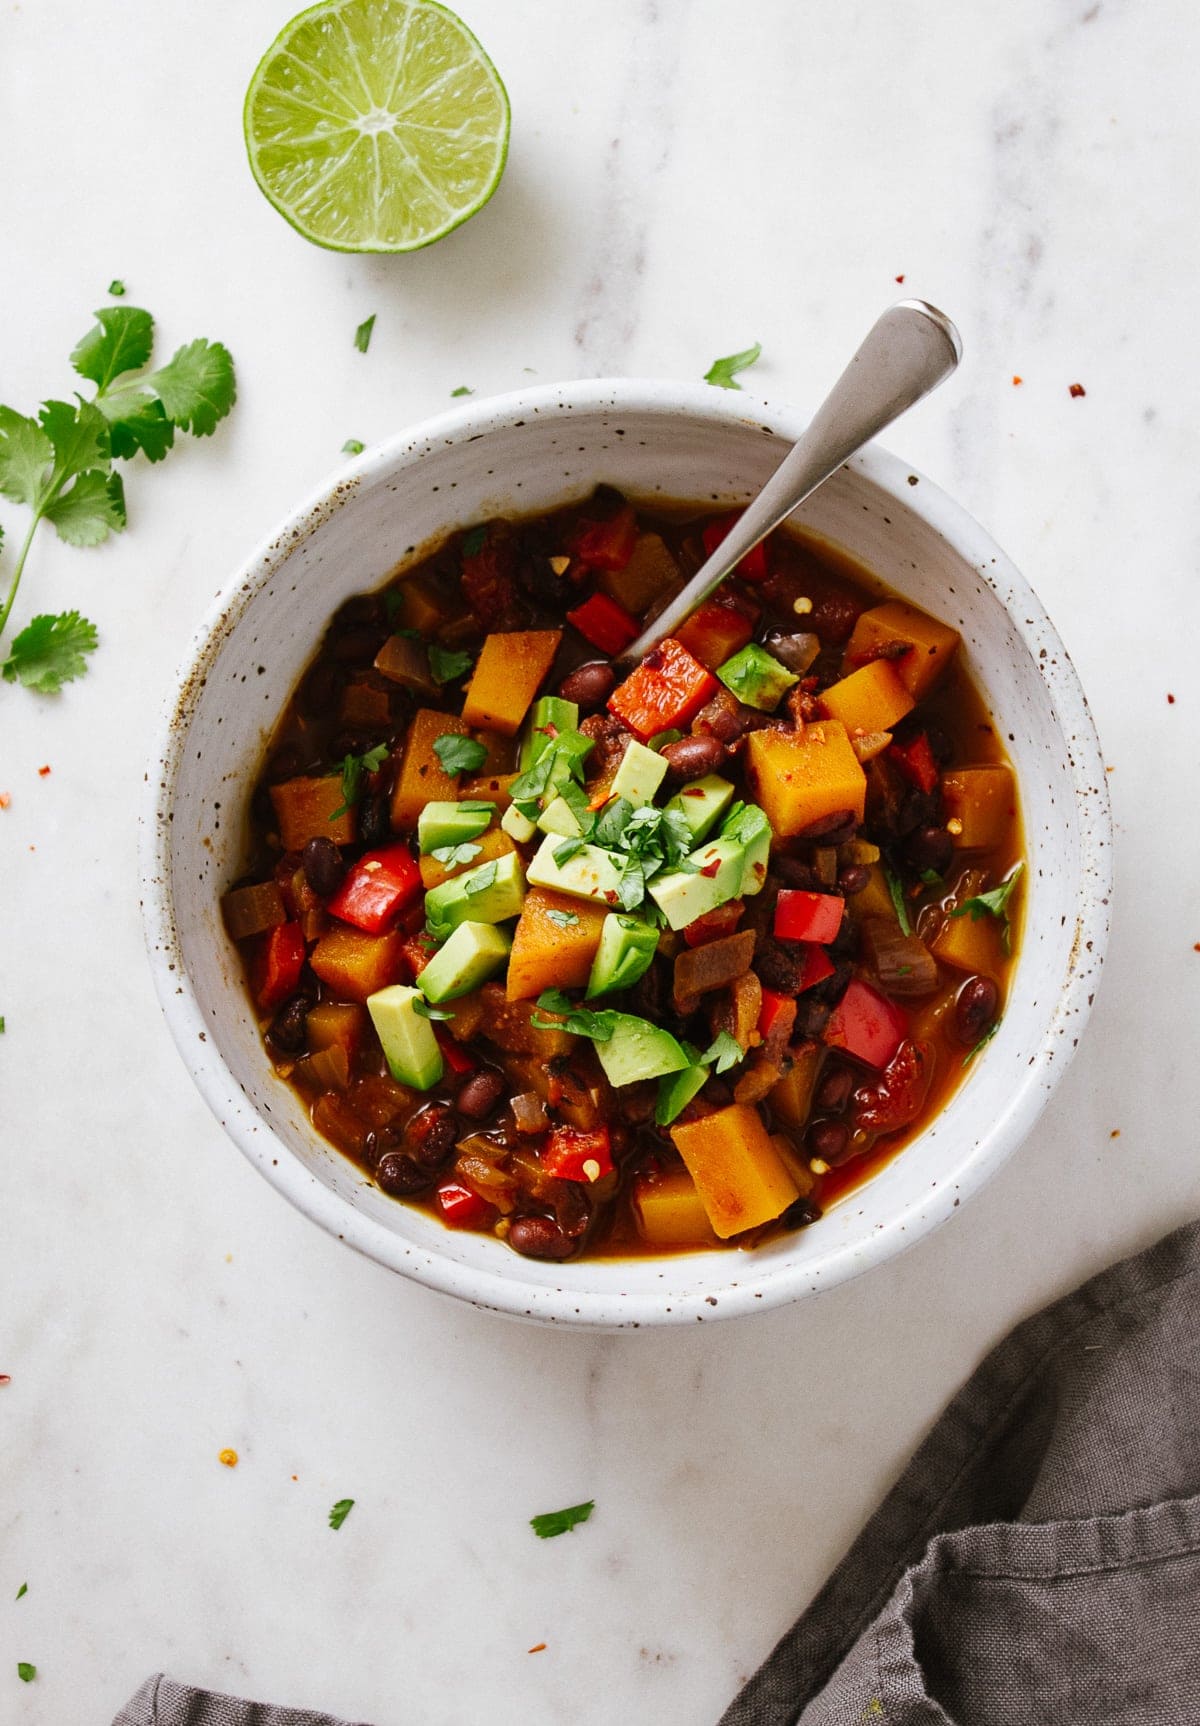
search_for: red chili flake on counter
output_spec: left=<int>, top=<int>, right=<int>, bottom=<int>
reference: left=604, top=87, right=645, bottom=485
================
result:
left=1167, top=693, right=1176, bottom=704
left=0, top=1374, right=11, bottom=1386
left=37, top=765, right=50, bottom=777
left=0, top=793, right=9, bottom=809
left=528, top=1643, right=547, bottom=1654
left=1110, top=1129, right=1121, bottom=1139
left=895, top=274, right=905, bottom=283
left=1012, top=375, right=1023, bottom=386
left=1069, top=382, right=1086, bottom=398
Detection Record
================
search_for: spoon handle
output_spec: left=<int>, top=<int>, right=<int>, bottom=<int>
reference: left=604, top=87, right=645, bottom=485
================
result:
left=619, top=300, right=962, bottom=665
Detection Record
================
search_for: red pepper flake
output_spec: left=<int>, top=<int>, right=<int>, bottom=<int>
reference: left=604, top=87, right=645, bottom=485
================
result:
left=894, top=274, right=905, bottom=283
left=37, top=765, right=51, bottom=777
left=0, top=793, right=9, bottom=809
left=528, top=1643, right=547, bottom=1654
left=1168, top=693, right=1176, bottom=704
left=698, top=858, right=722, bottom=879
left=1193, top=943, right=1200, bottom=953
left=1012, top=375, right=1023, bottom=386
left=1110, top=1129, right=1121, bottom=1139
left=0, top=1374, right=10, bottom=1386
left=1069, top=382, right=1086, bottom=398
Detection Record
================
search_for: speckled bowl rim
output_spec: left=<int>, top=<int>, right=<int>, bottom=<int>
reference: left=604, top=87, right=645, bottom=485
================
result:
left=140, top=379, right=1113, bottom=1327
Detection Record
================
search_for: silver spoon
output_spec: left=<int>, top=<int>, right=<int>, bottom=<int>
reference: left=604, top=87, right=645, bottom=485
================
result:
left=619, top=300, right=962, bottom=665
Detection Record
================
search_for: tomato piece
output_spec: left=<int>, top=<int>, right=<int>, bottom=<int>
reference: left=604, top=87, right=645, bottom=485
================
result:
left=608, top=638, right=718, bottom=741
left=774, top=890, right=845, bottom=945
left=326, top=844, right=421, bottom=935
left=571, top=505, right=638, bottom=572
left=434, top=1028, right=476, bottom=1076
left=256, top=921, right=305, bottom=1010
left=435, top=1180, right=494, bottom=1229
left=757, top=988, right=795, bottom=1041
left=887, top=732, right=939, bottom=795
left=823, top=980, right=909, bottom=1068
left=682, top=900, right=744, bottom=948
left=566, top=591, right=640, bottom=655
left=701, top=513, right=770, bottom=582
left=541, top=1125, right=614, bottom=1184
left=849, top=1039, right=932, bottom=1135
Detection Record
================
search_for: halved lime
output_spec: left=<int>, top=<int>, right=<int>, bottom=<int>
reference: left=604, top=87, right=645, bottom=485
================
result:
left=244, top=0, right=510, bottom=253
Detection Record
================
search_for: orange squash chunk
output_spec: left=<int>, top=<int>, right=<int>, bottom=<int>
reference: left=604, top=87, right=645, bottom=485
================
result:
left=843, top=600, right=960, bottom=700
left=632, top=1166, right=717, bottom=1246
left=309, top=926, right=406, bottom=1002
left=942, top=765, right=1014, bottom=849
left=387, top=574, right=446, bottom=637
left=390, top=708, right=470, bottom=831
left=932, top=907, right=1005, bottom=979
left=671, top=1103, right=800, bottom=1238
left=768, top=1042, right=823, bottom=1130
left=305, top=1002, right=366, bottom=1062
left=461, top=630, right=562, bottom=736
left=819, top=659, right=915, bottom=736
left=461, top=771, right=518, bottom=812
left=506, top=888, right=609, bottom=1001
left=269, top=776, right=356, bottom=850
left=597, top=531, right=681, bottom=615
left=744, top=722, right=866, bottom=837
left=419, top=826, right=516, bottom=892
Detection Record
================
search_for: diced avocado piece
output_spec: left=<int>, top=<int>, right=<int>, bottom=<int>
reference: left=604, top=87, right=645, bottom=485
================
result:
left=721, top=801, right=773, bottom=897
left=526, top=833, right=626, bottom=906
left=609, top=739, right=669, bottom=808
left=655, top=1062, right=709, bottom=1125
left=418, top=920, right=511, bottom=1002
left=501, top=801, right=538, bottom=844
left=665, top=773, right=736, bottom=845
left=537, top=794, right=585, bottom=838
left=586, top=914, right=660, bottom=998
left=519, top=696, right=579, bottom=771
left=648, top=837, right=746, bottom=930
left=595, top=1014, right=690, bottom=1087
left=647, top=728, right=683, bottom=751
left=716, top=643, right=799, bottom=712
left=417, top=799, right=495, bottom=855
left=367, top=984, right=444, bottom=1090
left=425, top=849, right=526, bottom=938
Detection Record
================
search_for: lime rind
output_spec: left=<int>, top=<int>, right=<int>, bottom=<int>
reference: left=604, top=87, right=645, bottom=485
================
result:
left=244, top=0, right=511, bottom=254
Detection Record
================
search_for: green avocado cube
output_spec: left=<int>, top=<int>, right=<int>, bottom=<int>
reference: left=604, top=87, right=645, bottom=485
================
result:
left=417, top=799, right=495, bottom=855
left=594, top=1014, right=690, bottom=1087
left=664, top=773, right=735, bottom=845
left=721, top=801, right=773, bottom=897
left=525, top=833, right=626, bottom=905
left=425, top=849, right=526, bottom=938
left=586, top=914, right=660, bottom=998
left=716, top=643, right=799, bottom=712
left=648, top=837, right=746, bottom=930
left=537, top=794, right=585, bottom=838
left=609, top=740, right=669, bottom=808
left=654, top=1062, right=709, bottom=1125
left=418, top=921, right=512, bottom=1003
left=367, top=984, right=444, bottom=1091
left=519, top=697, right=579, bottom=771
left=501, top=801, right=538, bottom=844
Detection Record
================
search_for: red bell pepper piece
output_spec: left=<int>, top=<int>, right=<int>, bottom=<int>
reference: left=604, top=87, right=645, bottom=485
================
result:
left=571, top=504, right=638, bottom=572
left=608, top=638, right=718, bottom=741
left=327, top=844, right=421, bottom=935
left=774, top=890, right=845, bottom=945
left=701, top=513, right=770, bottom=582
left=674, top=599, right=755, bottom=671
left=435, top=1180, right=494, bottom=1229
left=541, top=1125, right=614, bottom=1184
left=682, top=899, right=744, bottom=948
left=435, top=1028, right=476, bottom=1076
left=823, top=980, right=909, bottom=1069
left=757, top=988, right=796, bottom=1042
left=796, top=943, right=836, bottom=992
left=256, top=921, right=305, bottom=1010
left=887, top=733, right=939, bottom=795
left=566, top=591, right=640, bottom=655
left=399, top=931, right=437, bottom=981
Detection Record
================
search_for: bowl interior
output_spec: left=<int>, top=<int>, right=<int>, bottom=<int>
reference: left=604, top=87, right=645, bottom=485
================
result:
left=148, top=385, right=1110, bottom=1325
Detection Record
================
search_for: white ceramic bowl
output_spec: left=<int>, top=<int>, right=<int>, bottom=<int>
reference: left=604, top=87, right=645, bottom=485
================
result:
left=140, top=381, right=1112, bottom=1328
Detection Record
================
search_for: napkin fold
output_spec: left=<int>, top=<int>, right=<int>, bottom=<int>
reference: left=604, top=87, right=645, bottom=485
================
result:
left=114, top=1219, right=1200, bottom=1726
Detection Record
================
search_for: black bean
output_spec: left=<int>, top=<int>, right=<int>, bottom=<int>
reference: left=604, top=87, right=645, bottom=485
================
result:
left=796, top=808, right=857, bottom=842
left=838, top=864, right=870, bottom=896
left=780, top=1197, right=823, bottom=1231
left=302, top=836, right=346, bottom=899
left=376, top=1151, right=433, bottom=1196
left=772, top=855, right=818, bottom=890
left=455, top=1067, right=506, bottom=1120
left=955, top=976, right=999, bottom=1046
left=404, top=1104, right=458, bottom=1169
left=904, top=824, right=954, bottom=876
left=661, top=733, right=729, bottom=783
left=558, top=661, right=616, bottom=712
left=265, top=744, right=306, bottom=783
left=358, top=795, right=390, bottom=849
left=508, top=1214, right=575, bottom=1260
left=327, top=625, right=380, bottom=666
left=816, top=1064, right=853, bottom=1112
left=267, top=994, right=309, bottom=1054
left=808, top=1119, right=849, bottom=1163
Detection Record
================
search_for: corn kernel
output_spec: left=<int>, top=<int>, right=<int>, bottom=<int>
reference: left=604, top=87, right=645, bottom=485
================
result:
left=218, top=1448, right=238, bottom=1468
left=947, top=818, right=964, bottom=836
left=793, top=596, right=813, bottom=615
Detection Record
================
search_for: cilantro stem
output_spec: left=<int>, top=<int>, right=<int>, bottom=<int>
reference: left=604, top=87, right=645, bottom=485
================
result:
left=0, top=513, right=43, bottom=645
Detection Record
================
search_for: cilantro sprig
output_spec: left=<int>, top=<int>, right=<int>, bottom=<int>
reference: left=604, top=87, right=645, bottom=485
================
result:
left=328, top=1498, right=354, bottom=1530
left=704, top=342, right=762, bottom=390
left=700, top=1030, right=744, bottom=1074
left=0, top=305, right=235, bottom=692
left=433, top=734, right=488, bottom=777
left=951, top=862, right=1024, bottom=953
left=330, top=742, right=389, bottom=821
left=530, top=1500, right=594, bottom=1539
left=530, top=989, right=621, bottom=1041
left=885, top=865, right=914, bottom=936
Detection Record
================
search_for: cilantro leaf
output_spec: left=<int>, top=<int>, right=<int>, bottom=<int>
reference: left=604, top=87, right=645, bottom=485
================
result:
left=150, top=339, right=236, bottom=435
left=594, top=796, right=633, bottom=849
left=2, top=612, right=98, bottom=691
left=530, top=990, right=620, bottom=1041
left=546, top=908, right=579, bottom=928
left=950, top=862, right=1024, bottom=925
left=412, top=997, right=454, bottom=1020
left=920, top=867, right=943, bottom=886
left=433, top=734, right=488, bottom=777
left=530, top=1500, right=594, bottom=1539
left=0, top=408, right=53, bottom=507
left=108, top=280, right=125, bottom=296
left=42, top=470, right=125, bottom=547
left=0, top=1018, right=6, bottom=1034
left=428, top=644, right=473, bottom=685
left=704, top=342, right=762, bottom=390
left=451, top=385, right=473, bottom=397
left=885, top=865, right=913, bottom=936
left=105, top=397, right=175, bottom=463
left=40, top=399, right=111, bottom=490
left=15, top=1582, right=26, bottom=1599
left=342, top=438, right=365, bottom=455
left=553, top=838, right=587, bottom=865
left=463, top=859, right=498, bottom=896
left=430, top=841, right=482, bottom=868
left=70, top=307, right=155, bottom=391
left=328, top=1498, right=354, bottom=1530
left=17, top=1663, right=36, bottom=1682
left=701, top=1030, right=744, bottom=1074
left=963, top=1020, right=1001, bottom=1066
left=329, top=742, right=389, bottom=821
left=354, top=315, right=376, bottom=353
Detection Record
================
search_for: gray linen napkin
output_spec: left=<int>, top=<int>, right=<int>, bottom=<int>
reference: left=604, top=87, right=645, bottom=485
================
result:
left=115, top=1219, right=1200, bottom=1726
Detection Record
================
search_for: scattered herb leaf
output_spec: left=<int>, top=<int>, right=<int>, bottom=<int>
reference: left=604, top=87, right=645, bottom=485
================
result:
left=15, top=1583, right=26, bottom=1600
left=2, top=610, right=98, bottom=692
left=885, top=865, right=913, bottom=936
left=702, top=1030, right=744, bottom=1074
left=17, top=1663, right=35, bottom=1683
left=920, top=868, right=942, bottom=886
left=329, top=742, right=389, bottom=821
left=553, top=837, right=587, bottom=865
left=530, top=990, right=620, bottom=1042
left=432, top=734, right=487, bottom=777
left=0, top=1018, right=6, bottom=1034
left=704, top=342, right=762, bottom=390
left=108, top=280, right=126, bottom=297
left=963, top=1021, right=1001, bottom=1066
left=463, top=859, right=498, bottom=896
left=951, top=861, right=1024, bottom=925
left=328, top=1498, right=354, bottom=1530
left=428, top=644, right=473, bottom=685
left=530, top=1500, right=594, bottom=1539
left=411, top=998, right=454, bottom=1020
left=342, top=438, right=365, bottom=455
left=354, top=315, right=375, bottom=354
left=450, top=385, right=473, bottom=397
left=429, top=841, right=482, bottom=869
left=546, top=908, right=580, bottom=928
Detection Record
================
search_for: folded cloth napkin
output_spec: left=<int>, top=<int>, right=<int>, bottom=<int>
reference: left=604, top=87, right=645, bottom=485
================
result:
left=114, top=1220, right=1200, bottom=1726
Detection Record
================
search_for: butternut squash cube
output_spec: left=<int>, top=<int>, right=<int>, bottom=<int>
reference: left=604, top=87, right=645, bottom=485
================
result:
left=942, top=765, right=1015, bottom=849
left=269, top=776, right=356, bottom=850
left=931, top=907, right=1004, bottom=979
left=419, top=826, right=516, bottom=892
left=819, top=659, right=915, bottom=735
left=390, top=708, right=470, bottom=832
left=671, top=1103, right=800, bottom=1238
left=598, top=531, right=681, bottom=615
left=461, top=630, right=562, bottom=736
left=461, top=772, right=518, bottom=812
left=387, top=574, right=447, bottom=637
left=506, top=888, right=609, bottom=1000
left=842, top=600, right=960, bottom=699
left=744, top=722, right=866, bottom=837
left=768, top=1043, right=823, bottom=1130
left=310, top=926, right=407, bottom=1002
left=632, top=1166, right=717, bottom=1246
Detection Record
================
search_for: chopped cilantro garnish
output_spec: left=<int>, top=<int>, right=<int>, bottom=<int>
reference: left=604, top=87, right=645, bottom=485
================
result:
left=885, top=865, right=913, bottom=936
left=108, top=280, right=125, bottom=297
left=450, top=385, right=473, bottom=397
left=429, top=841, right=482, bottom=869
left=329, top=742, right=389, bottom=821
left=704, top=342, right=762, bottom=390
left=432, top=734, right=487, bottom=777
left=530, top=989, right=620, bottom=1042
left=546, top=908, right=579, bottom=928
left=530, top=1500, right=594, bottom=1539
left=951, top=862, right=1024, bottom=952
left=701, top=1030, right=744, bottom=1074
left=428, top=644, right=473, bottom=685
left=17, top=1663, right=35, bottom=1682
left=328, top=1498, right=354, bottom=1530
left=553, top=837, right=587, bottom=865
left=353, top=315, right=375, bottom=354
left=411, top=998, right=454, bottom=1020
left=963, top=1021, right=1001, bottom=1066
left=920, top=867, right=943, bottom=886
left=342, top=437, right=365, bottom=455
left=463, top=859, right=498, bottom=896
left=15, top=1582, right=26, bottom=1600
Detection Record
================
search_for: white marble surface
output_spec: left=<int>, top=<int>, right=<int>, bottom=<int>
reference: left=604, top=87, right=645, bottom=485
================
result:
left=3, top=1, right=1199, bottom=1721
